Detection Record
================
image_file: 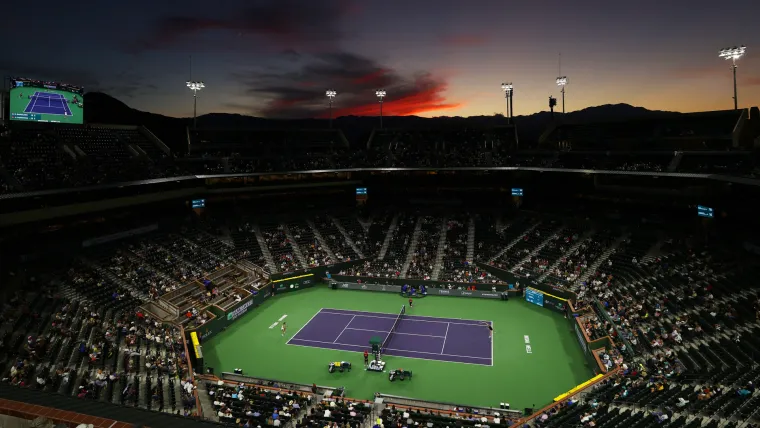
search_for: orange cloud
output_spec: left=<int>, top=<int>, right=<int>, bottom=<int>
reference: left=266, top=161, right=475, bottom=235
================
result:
left=232, top=52, right=461, bottom=118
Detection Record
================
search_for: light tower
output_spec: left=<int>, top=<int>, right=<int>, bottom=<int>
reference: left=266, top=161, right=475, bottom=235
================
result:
left=556, top=77, right=567, bottom=114
left=500, top=83, right=514, bottom=124
left=186, top=81, right=205, bottom=129
left=718, top=45, right=746, bottom=110
left=375, top=90, right=386, bottom=129
left=326, top=90, right=337, bottom=128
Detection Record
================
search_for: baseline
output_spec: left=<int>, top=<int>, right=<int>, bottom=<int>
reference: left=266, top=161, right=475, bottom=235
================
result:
left=320, top=309, right=483, bottom=327
left=285, top=308, right=324, bottom=345
left=288, top=337, right=491, bottom=362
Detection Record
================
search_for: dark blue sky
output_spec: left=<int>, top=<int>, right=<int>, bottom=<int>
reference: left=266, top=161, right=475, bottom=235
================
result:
left=2, top=0, right=758, bottom=118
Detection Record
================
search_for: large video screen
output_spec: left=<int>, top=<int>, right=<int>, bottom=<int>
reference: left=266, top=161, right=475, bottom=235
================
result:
left=9, top=77, right=84, bottom=124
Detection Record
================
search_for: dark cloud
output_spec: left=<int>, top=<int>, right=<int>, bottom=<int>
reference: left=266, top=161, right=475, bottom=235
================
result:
left=230, top=51, right=461, bottom=118
left=126, top=0, right=352, bottom=53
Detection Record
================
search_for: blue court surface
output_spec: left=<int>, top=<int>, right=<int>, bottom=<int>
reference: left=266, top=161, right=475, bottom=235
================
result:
left=24, top=92, right=73, bottom=116
left=287, top=308, right=493, bottom=366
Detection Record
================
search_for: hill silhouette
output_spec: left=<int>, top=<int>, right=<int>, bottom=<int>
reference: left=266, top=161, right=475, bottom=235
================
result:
left=82, top=92, right=677, bottom=150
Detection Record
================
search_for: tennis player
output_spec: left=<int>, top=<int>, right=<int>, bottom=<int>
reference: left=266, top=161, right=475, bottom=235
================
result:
left=408, top=298, right=413, bottom=309
left=482, top=322, right=493, bottom=341
left=281, top=322, right=287, bottom=337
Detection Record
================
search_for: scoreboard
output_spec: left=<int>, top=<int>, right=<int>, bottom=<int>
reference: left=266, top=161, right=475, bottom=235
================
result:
left=697, top=205, right=714, bottom=218
left=525, top=288, right=544, bottom=306
left=511, top=188, right=524, bottom=196
left=524, top=287, right=567, bottom=314
left=191, top=199, right=206, bottom=208
left=356, top=187, right=367, bottom=205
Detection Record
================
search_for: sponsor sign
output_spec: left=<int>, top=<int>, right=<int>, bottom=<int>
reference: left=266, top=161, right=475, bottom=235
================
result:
left=227, top=300, right=254, bottom=321
left=200, top=328, right=214, bottom=341
left=335, top=282, right=502, bottom=299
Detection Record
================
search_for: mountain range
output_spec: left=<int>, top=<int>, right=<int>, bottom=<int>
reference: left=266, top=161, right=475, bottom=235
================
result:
left=82, top=92, right=677, bottom=151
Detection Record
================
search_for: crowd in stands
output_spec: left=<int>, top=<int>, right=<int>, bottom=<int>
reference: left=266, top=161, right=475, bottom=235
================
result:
left=296, top=398, right=372, bottom=428
left=314, top=215, right=359, bottom=262
left=381, top=405, right=514, bottom=428
left=260, top=224, right=303, bottom=273
left=288, top=221, right=334, bottom=267
left=207, top=381, right=311, bottom=426
left=406, top=216, right=442, bottom=280
left=3, top=203, right=760, bottom=426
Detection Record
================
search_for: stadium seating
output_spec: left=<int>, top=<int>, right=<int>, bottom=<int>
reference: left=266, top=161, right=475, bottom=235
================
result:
left=3, top=203, right=760, bottom=427
left=206, top=381, right=311, bottom=425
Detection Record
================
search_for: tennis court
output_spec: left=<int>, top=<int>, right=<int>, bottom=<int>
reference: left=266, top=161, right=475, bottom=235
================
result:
left=24, top=91, right=73, bottom=116
left=287, top=307, right=493, bottom=365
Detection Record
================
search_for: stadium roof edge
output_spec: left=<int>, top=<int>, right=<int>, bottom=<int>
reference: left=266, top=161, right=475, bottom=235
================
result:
left=0, top=166, right=758, bottom=202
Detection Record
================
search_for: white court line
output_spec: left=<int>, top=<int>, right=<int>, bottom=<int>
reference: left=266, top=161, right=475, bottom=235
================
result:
left=288, top=338, right=491, bottom=361
left=286, top=340, right=491, bottom=367
left=332, top=315, right=356, bottom=343
left=320, top=310, right=481, bottom=327
left=28, top=92, right=39, bottom=112
left=490, top=320, right=494, bottom=367
left=441, top=322, right=450, bottom=354
left=285, top=308, right=323, bottom=345
left=319, top=307, right=490, bottom=324
left=344, top=327, right=445, bottom=338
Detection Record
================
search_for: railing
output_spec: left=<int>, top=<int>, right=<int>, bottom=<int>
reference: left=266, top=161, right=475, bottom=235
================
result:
left=377, top=393, right=522, bottom=419
left=516, top=367, right=621, bottom=425
left=220, top=372, right=339, bottom=396
left=594, top=298, right=636, bottom=358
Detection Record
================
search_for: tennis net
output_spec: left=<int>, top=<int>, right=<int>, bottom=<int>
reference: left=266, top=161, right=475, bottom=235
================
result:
left=381, top=305, right=406, bottom=351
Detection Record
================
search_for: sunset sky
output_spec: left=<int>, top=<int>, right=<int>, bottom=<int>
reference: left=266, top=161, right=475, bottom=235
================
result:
left=2, top=0, right=759, bottom=119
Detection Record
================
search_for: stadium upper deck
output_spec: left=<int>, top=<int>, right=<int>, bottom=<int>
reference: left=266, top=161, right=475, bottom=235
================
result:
left=0, top=107, right=758, bottom=196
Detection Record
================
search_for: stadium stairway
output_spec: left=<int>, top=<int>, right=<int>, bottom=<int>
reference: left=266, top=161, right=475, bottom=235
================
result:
left=488, top=221, right=539, bottom=263
left=378, top=214, right=400, bottom=260
left=573, top=232, right=628, bottom=289
left=195, top=381, right=218, bottom=422
left=307, top=219, right=338, bottom=261
left=282, top=224, right=308, bottom=269
left=466, top=216, right=475, bottom=262
left=514, top=226, right=566, bottom=270
left=537, top=229, right=595, bottom=282
left=430, top=217, right=449, bottom=280
left=400, top=217, right=423, bottom=278
left=253, top=225, right=277, bottom=272
left=330, top=215, right=366, bottom=259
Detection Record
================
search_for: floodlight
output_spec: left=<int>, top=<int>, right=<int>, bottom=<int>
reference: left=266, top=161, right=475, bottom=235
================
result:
left=718, top=45, right=746, bottom=110
left=556, top=77, right=567, bottom=86
left=326, top=90, right=337, bottom=128
left=375, top=90, right=386, bottom=129
left=186, top=81, right=205, bottom=129
left=719, top=46, right=746, bottom=62
left=500, top=83, right=514, bottom=123
left=187, top=81, right=205, bottom=91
